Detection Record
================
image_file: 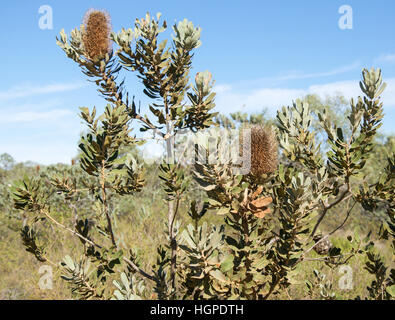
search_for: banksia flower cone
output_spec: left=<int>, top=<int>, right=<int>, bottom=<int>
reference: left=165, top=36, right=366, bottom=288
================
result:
left=313, top=233, right=333, bottom=255
left=249, top=125, right=278, bottom=176
left=82, top=9, right=112, bottom=60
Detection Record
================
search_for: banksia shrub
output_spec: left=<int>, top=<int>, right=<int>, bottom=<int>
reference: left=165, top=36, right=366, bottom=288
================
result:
left=82, top=9, right=112, bottom=60
left=10, top=8, right=394, bottom=300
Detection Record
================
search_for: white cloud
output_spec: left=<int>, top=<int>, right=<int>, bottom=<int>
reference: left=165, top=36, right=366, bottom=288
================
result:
left=230, top=61, right=361, bottom=90
left=218, top=60, right=361, bottom=93
left=213, top=84, right=232, bottom=94
left=214, top=77, right=395, bottom=116
left=0, top=109, right=72, bottom=124
left=0, top=82, right=86, bottom=101
left=266, top=61, right=361, bottom=82
left=309, top=78, right=395, bottom=106
left=308, top=80, right=361, bottom=99
left=214, top=86, right=304, bottom=115
left=375, top=53, right=395, bottom=64
left=140, top=139, right=165, bottom=163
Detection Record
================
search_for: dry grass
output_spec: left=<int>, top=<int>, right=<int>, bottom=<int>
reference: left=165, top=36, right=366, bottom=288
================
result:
left=0, top=165, right=392, bottom=300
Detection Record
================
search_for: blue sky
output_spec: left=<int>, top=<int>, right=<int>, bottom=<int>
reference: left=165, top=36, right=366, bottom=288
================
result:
left=0, top=0, right=394, bottom=164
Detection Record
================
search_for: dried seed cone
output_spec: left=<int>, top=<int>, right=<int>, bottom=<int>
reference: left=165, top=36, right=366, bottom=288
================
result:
left=249, top=125, right=278, bottom=176
left=313, top=234, right=333, bottom=255
left=82, top=9, right=112, bottom=60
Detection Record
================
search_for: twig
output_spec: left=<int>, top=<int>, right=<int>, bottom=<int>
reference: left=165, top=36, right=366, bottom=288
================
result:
left=101, top=161, right=116, bottom=248
left=41, top=208, right=99, bottom=248
left=40, top=208, right=156, bottom=282
left=123, top=257, right=155, bottom=281
left=310, top=187, right=352, bottom=238
left=299, top=199, right=357, bottom=263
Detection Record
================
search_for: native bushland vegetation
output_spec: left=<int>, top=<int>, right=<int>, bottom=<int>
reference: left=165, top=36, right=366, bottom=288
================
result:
left=1, top=10, right=394, bottom=300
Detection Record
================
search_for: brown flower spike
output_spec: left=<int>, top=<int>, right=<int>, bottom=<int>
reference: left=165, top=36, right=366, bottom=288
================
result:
left=239, top=125, right=278, bottom=218
left=249, top=125, right=278, bottom=177
left=82, top=9, right=112, bottom=60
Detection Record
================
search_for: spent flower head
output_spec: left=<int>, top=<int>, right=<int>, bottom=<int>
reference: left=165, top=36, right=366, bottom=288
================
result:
left=249, top=125, right=278, bottom=176
left=82, top=9, right=112, bottom=60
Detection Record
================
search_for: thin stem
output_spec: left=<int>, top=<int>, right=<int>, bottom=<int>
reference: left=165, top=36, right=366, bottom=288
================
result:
left=300, top=199, right=357, bottom=263
left=43, top=255, right=58, bottom=268
left=123, top=257, right=155, bottom=281
left=41, top=208, right=99, bottom=248
left=310, top=187, right=352, bottom=238
left=303, top=254, right=354, bottom=265
left=101, top=161, right=116, bottom=248
left=41, top=208, right=156, bottom=282
left=163, top=94, right=178, bottom=294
